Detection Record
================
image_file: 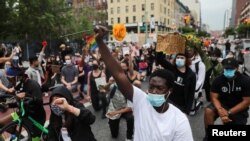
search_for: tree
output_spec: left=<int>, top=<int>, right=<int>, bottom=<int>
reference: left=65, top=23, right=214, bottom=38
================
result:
left=0, top=0, right=18, bottom=40
left=223, top=27, right=235, bottom=38
left=0, top=0, right=75, bottom=40
left=236, top=23, right=250, bottom=38
left=178, top=26, right=195, bottom=34
left=197, top=30, right=210, bottom=37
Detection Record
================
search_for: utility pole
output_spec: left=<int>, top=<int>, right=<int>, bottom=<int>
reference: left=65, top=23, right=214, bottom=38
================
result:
left=144, top=0, right=148, bottom=44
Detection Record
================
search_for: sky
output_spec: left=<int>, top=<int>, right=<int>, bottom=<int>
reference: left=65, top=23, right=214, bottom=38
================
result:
left=201, top=0, right=233, bottom=31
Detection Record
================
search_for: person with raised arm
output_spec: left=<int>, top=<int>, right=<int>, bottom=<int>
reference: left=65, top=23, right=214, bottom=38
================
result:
left=94, top=26, right=193, bottom=141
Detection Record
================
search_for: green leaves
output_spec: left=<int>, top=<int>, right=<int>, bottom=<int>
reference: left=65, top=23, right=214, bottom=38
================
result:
left=236, top=23, right=250, bottom=38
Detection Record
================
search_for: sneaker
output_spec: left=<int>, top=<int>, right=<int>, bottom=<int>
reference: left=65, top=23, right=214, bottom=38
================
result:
left=189, top=110, right=196, bottom=116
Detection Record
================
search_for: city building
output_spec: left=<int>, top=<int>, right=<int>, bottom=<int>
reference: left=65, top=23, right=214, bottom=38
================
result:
left=107, top=0, right=175, bottom=34
left=72, top=0, right=108, bottom=25
left=239, top=1, right=250, bottom=24
left=224, top=9, right=232, bottom=29
left=174, top=0, right=190, bottom=30
left=230, top=0, right=248, bottom=27
left=179, top=0, right=201, bottom=28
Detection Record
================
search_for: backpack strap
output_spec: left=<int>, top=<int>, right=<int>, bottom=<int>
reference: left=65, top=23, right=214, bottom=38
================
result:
left=195, top=61, right=200, bottom=75
left=109, top=85, right=117, bottom=99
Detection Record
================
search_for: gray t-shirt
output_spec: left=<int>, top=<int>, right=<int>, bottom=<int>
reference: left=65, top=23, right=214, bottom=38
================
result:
left=61, top=65, right=79, bottom=83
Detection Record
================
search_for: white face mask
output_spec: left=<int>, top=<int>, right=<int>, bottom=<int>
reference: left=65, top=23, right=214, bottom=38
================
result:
left=65, top=60, right=71, bottom=65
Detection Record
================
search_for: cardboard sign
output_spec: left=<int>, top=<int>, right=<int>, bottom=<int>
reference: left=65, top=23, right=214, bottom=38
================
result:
left=122, top=47, right=130, bottom=56
left=156, top=33, right=186, bottom=54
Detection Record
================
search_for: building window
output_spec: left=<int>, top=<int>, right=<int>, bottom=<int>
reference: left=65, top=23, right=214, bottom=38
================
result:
left=164, top=18, right=166, bottom=25
left=160, top=5, right=162, bottom=13
left=111, top=8, right=113, bottom=14
left=118, top=17, right=120, bottom=23
left=111, top=0, right=113, bottom=3
left=126, top=17, right=129, bottom=23
left=164, top=0, right=166, bottom=4
left=133, top=16, right=136, bottom=23
left=126, top=6, right=129, bottom=13
left=133, top=5, right=136, bottom=12
left=117, top=0, right=120, bottom=2
left=142, top=4, right=145, bottom=11
left=111, top=18, right=114, bottom=24
left=164, top=7, right=166, bottom=14
left=168, top=19, right=170, bottom=25
left=151, top=3, right=154, bottom=11
left=117, top=7, right=120, bottom=14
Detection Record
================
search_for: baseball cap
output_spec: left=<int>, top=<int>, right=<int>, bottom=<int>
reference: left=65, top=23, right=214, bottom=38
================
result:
left=222, top=58, right=238, bottom=69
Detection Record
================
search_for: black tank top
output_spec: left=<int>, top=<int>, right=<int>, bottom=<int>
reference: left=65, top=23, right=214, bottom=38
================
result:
left=90, top=71, right=102, bottom=94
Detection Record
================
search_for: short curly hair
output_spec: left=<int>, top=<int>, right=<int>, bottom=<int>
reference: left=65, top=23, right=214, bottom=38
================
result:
left=149, top=69, right=175, bottom=89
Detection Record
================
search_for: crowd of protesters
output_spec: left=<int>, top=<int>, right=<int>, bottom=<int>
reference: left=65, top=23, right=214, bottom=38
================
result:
left=0, top=28, right=250, bottom=141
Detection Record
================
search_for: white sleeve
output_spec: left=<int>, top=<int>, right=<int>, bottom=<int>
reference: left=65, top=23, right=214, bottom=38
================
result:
left=196, top=61, right=206, bottom=91
left=172, top=118, right=194, bottom=141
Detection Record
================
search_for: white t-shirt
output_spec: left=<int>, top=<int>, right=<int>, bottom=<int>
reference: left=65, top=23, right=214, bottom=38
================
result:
left=131, top=86, right=194, bottom=141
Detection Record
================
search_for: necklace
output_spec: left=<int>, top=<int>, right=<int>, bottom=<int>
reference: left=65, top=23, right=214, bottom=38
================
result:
left=161, top=102, right=166, bottom=113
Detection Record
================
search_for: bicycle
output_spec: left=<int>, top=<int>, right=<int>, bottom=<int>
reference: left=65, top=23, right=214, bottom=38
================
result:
left=0, top=94, right=48, bottom=141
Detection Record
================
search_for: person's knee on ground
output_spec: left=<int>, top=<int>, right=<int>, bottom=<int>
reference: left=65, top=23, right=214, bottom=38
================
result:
left=108, top=119, right=120, bottom=138
left=204, top=107, right=216, bottom=128
left=124, top=113, right=134, bottom=140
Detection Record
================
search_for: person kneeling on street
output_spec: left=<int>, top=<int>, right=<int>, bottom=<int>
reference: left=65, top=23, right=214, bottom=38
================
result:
left=48, top=86, right=96, bottom=141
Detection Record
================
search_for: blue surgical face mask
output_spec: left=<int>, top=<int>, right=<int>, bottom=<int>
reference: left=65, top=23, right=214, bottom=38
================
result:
left=147, top=92, right=170, bottom=107
left=223, top=69, right=236, bottom=78
left=51, top=105, right=64, bottom=116
left=175, top=58, right=185, bottom=67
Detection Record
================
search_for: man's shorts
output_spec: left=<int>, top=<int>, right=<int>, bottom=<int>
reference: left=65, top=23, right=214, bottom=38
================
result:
left=206, top=103, right=248, bottom=125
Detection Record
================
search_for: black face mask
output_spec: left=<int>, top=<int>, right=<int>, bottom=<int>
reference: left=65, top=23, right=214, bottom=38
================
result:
left=92, top=64, right=99, bottom=70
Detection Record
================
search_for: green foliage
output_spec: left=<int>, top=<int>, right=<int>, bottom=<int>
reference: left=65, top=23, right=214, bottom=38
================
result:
left=196, top=31, right=210, bottom=37
left=178, top=26, right=195, bottom=34
left=223, top=27, right=235, bottom=38
left=236, top=23, right=250, bottom=38
left=0, top=0, right=95, bottom=41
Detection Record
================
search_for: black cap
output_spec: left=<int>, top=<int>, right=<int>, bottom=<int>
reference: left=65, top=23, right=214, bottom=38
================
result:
left=222, top=58, right=238, bottom=69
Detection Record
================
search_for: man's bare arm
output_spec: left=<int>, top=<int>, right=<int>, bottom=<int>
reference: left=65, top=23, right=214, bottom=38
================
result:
left=95, top=26, right=133, bottom=101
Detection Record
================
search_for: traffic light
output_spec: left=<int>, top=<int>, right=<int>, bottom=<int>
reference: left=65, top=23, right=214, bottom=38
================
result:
left=184, top=15, right=190, bottom=25
left=244, top=18, right=250, bottom=24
